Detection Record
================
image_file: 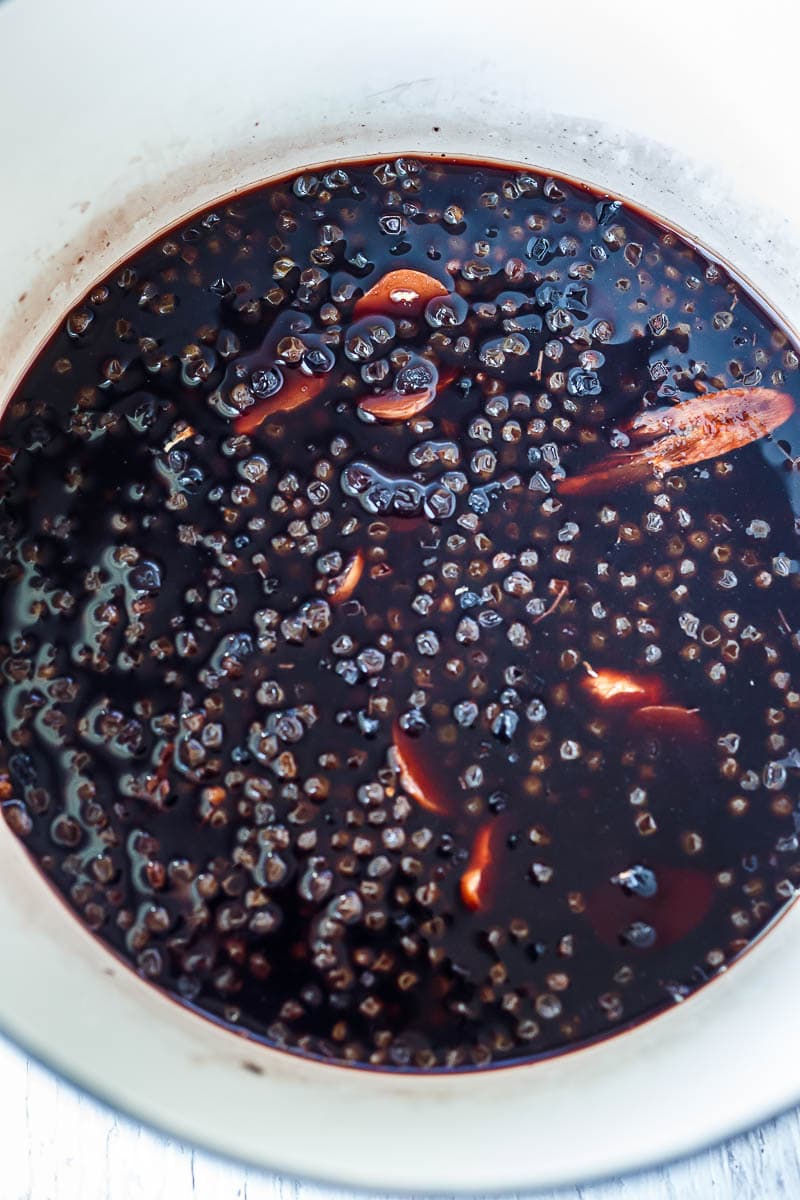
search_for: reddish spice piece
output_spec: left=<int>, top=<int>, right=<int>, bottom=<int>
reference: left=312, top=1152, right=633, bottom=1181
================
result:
left=234, top=374, right=327, bottom=435
left=531, top=579, right=569, bottom=625
left=144, top=741, right=174, bottom=803
left=358, top=390, right=436, bottom=421
left=560, top=387, right=794, bottom=495
left=460, top=823, right=494, bottom=911
left=587, top=866, right=716, bottom=949
left=581, top=669, right=665, bottom=708
left=393, top=729, right=449, bottom=816
left=628, top=705, right=707, bottom=739
left=325, top=550, right=365, bottom=605
left=352, top=268, right=450, bottom=319
left=199, top=785, right=228, bottom=827
left=357, top=366, right=456, bottom=423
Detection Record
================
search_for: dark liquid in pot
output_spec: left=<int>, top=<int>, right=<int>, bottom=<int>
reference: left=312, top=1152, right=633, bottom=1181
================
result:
left=1, top=155, right=799, bottom=1071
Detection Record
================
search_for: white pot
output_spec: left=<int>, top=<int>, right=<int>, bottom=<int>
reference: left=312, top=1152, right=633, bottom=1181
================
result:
left=1, top=0, right=799, bottom=1192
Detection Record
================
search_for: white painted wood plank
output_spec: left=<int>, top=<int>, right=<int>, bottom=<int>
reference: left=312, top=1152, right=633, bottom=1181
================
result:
left=0, top=1032, right=796, bottom=1200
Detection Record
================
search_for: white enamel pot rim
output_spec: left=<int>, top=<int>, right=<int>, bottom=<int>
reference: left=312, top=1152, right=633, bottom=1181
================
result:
left=2, top=0, right=800, bottom=1193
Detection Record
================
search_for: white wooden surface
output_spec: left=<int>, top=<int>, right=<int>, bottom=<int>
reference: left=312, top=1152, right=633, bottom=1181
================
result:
left=0, top=1034, right=795, bottom=1200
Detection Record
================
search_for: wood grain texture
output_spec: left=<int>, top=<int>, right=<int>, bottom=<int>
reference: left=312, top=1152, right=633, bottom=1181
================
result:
left=0, top=1034, right=796, bottom=1200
